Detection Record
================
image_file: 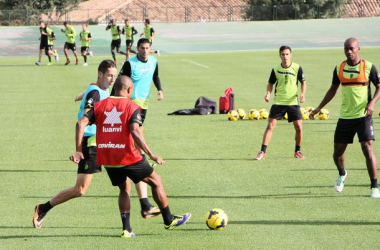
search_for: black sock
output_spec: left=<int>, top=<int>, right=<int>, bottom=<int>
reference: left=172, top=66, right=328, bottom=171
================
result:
left=39, top=201, right=53, bottom=214
left=84, top=55, right=87, bottom=63
left=161, top=206, right=173, bottom=225
left=48, top=55, right=51, bottom=62
left=338, top=168, right=346, bottom=176
left=295, top=145, right=301, bottom=152
left=371, top=178, right=378, bottom=189
left=261, top=145, right=267, bottom=153
left=121, top=213, right=132, bottom=232
left=139, top=198, right=152, bottom=211
left=111, top=51, right=116, bottom=61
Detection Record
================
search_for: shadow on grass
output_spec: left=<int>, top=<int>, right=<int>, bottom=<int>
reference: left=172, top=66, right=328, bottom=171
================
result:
left=290, top=168, right=366, bottom=172
left=0, top=232, right=156, bottom=239
left=285, top=184, right=368, bottom=188
left=231, top=220, right=380, bottom=226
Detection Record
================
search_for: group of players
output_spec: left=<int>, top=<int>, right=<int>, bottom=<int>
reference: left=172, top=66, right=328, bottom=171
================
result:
left=35, top=18, right=159, bottom=67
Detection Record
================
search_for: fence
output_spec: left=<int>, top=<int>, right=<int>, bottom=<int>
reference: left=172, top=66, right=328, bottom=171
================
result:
left=1, top=2, right=380, bottom=26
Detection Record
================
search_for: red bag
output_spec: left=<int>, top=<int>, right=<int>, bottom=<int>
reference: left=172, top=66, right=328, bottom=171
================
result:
left=219, top=87, right=234, bottom=114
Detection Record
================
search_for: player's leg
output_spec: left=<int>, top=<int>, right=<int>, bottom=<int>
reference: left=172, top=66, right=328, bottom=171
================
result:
left=81, top=47, right=88, bottom=66
left=35, top=46, right=43, bottom=65
left=358, top=116, right=379, bottom=196
left=111, top=44, right=117, bottom=62
left=72, top=44, right=79, bottom=65
left=293, top=119, right=304, bottom=158
left=142, top=171, right=191, bottom=230
left=64, top=43, right=70, bottom=65
left=45, top=47, right=52, bottom=65
left=118, top=178, right=135, bottom=237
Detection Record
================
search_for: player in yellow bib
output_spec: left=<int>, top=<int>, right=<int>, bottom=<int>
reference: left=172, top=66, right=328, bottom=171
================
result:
left=254, top=46, right=307, bottom=160
left=140, top=19, right=159, bottom=56
left=106, top=18, right=127, bottom=64
left=61, top=21, right=79, bottom=65
left=310, top=37, right=380, bottom=198
left=122, top=19, right=138, bottom=60
left=79, top=23, right=93, bottom=66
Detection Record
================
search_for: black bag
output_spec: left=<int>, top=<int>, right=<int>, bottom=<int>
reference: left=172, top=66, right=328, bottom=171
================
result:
left=168, top=96, right=217, bottom=115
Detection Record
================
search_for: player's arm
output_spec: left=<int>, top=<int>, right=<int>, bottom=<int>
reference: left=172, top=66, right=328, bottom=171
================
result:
left=105, top=23, right=111, bottom=30
left=71, top=109, right=94, bottom=163
left=129, top=109, right=164, bottom=164
left=365, top=65, right=380, bottom=116
left=132, top=27, right=138, bottom=36
left=151, top=27, right=156, bottom=39
left=310, top=68, right=340, bottom=119
left=153, top=64, right=163, bottom=100
left=265, top=69, right=276, bottom=102
left=115, top=26, right=122, bottom=36
left=87, top=33, right=93, bottom=41
left=298, top=66, right=306, bottom=103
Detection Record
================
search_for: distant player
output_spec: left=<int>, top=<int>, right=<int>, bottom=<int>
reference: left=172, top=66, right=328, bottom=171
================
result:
left=122, top=19, right=138, bottom=60
left=79, top=23, right=93, bottom=66
left=140, top=19, right=159, bottom=56
left=71, top=75, right=191, bottom=237
left=61, top=21, right=79, bottom=65
left=310, top=37, right=380, bottom=197
left=35, top=21, right=58, bottom=66
left=106, top=18, right=126, bottom=64
left=254, top=45, right=307, bottom=160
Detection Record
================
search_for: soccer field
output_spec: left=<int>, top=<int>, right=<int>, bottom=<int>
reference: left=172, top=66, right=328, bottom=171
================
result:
left=1, top=18, right=380, bottom=249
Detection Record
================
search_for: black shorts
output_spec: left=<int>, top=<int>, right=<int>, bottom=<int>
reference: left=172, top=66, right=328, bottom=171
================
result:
left=126, top=40, right=134, bottom=48
left=64, top=42, right=76, bottom=51
left=81, top=46, right=89, bottom=53
left=40, top=42, right=48, bottom=50
left=111, top=39, right=121, bottom=48
left=45, top=45, right=53, bottom=54
left=334, top=116, right=375, bottom=144
left=269, top=105, right=302, bottom=122
left=78, top=137, right=102, bottom=174
left=105, top=156, right=154, bottom=186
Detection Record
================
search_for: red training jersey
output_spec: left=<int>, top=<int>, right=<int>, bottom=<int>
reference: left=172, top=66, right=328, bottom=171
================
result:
left=94, top=97, right=143, bottom=165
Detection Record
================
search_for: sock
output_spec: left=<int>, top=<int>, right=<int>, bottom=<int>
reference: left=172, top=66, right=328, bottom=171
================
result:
left=161, top=206, right=173, bottom=225
left=111, top=51, right=116, bottom=61
left=48, top=55, right=51, bottom=62
left=139, top=198, right=152, bottom=211
left=295, top=145, right=301, bottom=152
left=39, top=201, right=53, bottom=214
left=121, top=213, right=132, bottom=232
left=261, top=144, right=267, bottom=153
left=371, top=178, right=378, bottom=189
left=84, top=55, right=87, bottom=63
left=86, top=52, right=90, bottom=56
left=338, top=168, right=346, bottom=177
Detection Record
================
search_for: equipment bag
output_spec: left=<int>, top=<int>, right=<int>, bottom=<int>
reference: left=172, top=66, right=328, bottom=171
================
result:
left=219, top=87, right=234, bottom=114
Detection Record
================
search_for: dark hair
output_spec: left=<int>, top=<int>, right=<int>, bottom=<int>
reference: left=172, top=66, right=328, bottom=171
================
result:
left=137, top=38, right=151, bottom=47
left=145, top=19, right=150, bottom=24
left=279, top=45, right=291, bottom=54
left=125, top=19, right=129, bottom=22
left=98, top=59, right=117, bottom=73
left=63, top=21, right=68, bottom=26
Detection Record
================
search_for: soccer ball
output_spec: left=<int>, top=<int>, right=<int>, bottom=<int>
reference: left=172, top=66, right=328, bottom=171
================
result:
left=205, top=208, right=228, bottom=230
left=318, top=109, right=330, bottom=120
left=227, top=110, right=239, bottom=121
left=305, top=106, right=315, bottom=113
left=237, top=109, right=246, bottom=120
left=302, top=110, right=309, bottom=120
left=248, top=109, right=260, bottom=120
left=259, top=109, right=269, bottom=119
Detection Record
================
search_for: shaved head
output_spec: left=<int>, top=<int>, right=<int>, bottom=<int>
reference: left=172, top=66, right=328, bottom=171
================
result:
left=113, top=75, right=134, bottom=92
left=344, top=37, right=359, bottom=48
left=344, top=37, right=360, bottom=64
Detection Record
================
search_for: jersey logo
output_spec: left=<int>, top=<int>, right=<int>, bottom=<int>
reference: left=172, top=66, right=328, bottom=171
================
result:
left=104, top=106, right=123, bottom=127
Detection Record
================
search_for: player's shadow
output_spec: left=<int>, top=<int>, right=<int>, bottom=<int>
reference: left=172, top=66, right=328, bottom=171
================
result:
left=231, top=220, right=380, bottom=226
left=290, top=168, right=366, bottom=172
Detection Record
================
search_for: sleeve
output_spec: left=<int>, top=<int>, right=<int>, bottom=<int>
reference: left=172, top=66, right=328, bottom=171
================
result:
left=369, top=64, right=380, bottom=86
left=129, top=108, right=143, bottom=126
left=88, top=32, right=92, bottom=38
left=150, top=27, right=155, bottom=36
left=117, top=26, right=121, bottom=33
left=297, top=66, right=306, bottom=82
left=84, top=90, right=101, bottom=109
left=332, top=67, right=340, bottom=85
left=132, top=27, right=138, bottom=36
left=153, top=63, right=162, bottom=91
left=84, top=108, right=95, bottom=125
left=268, top=69, right=276, bottom=84
left=122, top=27, right=125, bottom=35
left=119, top=61, right=132, bottom=77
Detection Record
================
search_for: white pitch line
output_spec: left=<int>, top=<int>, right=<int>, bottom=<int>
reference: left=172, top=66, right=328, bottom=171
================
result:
left=182, top=59, right=209, bottom=68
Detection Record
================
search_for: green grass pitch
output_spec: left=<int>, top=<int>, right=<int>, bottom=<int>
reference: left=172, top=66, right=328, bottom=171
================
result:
left=1, top=20, right=380, bottom=249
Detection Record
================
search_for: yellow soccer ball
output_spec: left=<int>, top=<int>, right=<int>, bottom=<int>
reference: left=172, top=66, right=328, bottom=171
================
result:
left=302, top=110, right=309, bottom=120
left=305, top=106, right=315, bottom=113
left=227, top=110, right=239, bottom=121
left=248, top=109, right=260, bottom=120
left=259, top=109, right=269, bottom=119
left=237, top=109, right=246, bottom=120
left=318, top=109, right=330, bottom=120
left=205, top=208, right=228, bottom=230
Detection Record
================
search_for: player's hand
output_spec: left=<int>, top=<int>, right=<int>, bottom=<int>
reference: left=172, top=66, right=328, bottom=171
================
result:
left=150, top=155, right=164, bottom=165
left=61, top=29, right=64, bottom=32
left=75, top=93, right=85, bottom=102
left=309, top=108, right=320, bottom=120
left=300, top=95, right=305, bottom=103
left=70, top=152, right=84, bottom=163
left=264, top=94, right=270, bottom=102
left=157, top=90, right=164, bottom=100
